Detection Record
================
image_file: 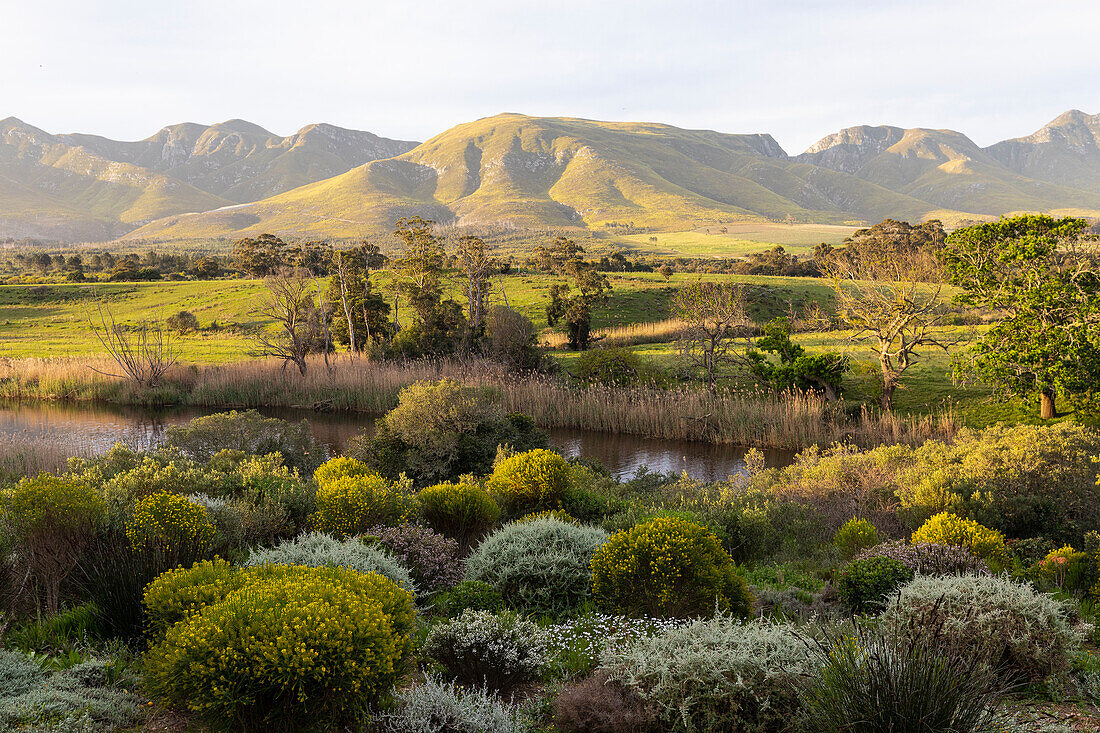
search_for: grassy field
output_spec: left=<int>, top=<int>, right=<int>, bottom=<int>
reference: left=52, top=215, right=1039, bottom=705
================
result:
left=616, top=222, right=859, bottom=257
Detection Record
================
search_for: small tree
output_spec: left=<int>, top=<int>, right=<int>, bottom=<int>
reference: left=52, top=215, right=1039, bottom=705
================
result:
left=744, top=316, right=848, bottom=400
left=2, top=475, right=105, bottom=615
left=545, top=243, right=611, bottom=351
left=822, top=236, right=956, bottom=410
left=673, top=280, right=750, bottom=391
left=456, top=235, right=496, bottom=345
left=941, top=214, right=1100, bottom=419
left=166, top=310, right=200, bottom=335
left=88, top=301, right=178, bottom=387
left=253, top=270, right=317, bottom=375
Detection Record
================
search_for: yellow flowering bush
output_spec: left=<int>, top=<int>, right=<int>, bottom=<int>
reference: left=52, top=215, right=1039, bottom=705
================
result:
left=313, top=456, right=376, bottom=487
left=418, top=481, right=500, bottom=545
left=516, top=509, right=577, bottom=524
left=143, top=558, right=244, bottom=637
left=591, top=517, right=753, bottom=619
left=312, top=473, right=415, bottom=538
left=833, top=517, right=880, bottom=560
left=0, top=474, right=105, bottom=615
left=125, top=491, right=215, bottom=557
left=487, top=449, right=570, bottom=515
left=911, top=512, right=1009, bottom=571
left=144, top=565, right=415, bottom=732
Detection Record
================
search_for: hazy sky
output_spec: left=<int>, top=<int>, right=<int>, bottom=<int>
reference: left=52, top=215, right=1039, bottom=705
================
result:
left=4, top=0, right=1099, bottom=153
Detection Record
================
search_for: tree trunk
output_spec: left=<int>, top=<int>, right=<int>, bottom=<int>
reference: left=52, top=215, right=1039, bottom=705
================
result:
left=1040, top=389, right=1056, bottom=419
left=880, top=382, right=895, bottom=411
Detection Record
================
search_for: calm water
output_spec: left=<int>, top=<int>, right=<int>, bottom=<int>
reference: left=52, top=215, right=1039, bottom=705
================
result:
left=0, top=401, right=793, bottom=481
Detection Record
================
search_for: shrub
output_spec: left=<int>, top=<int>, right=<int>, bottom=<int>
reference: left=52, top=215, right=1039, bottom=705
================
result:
left=855, top=540, right=990, bottom=577
left=312, top=473, right=416, bottom=537
left=591, top=517, right=753, bottom=619
left=1, top=474, right=105, bottom=615
left=188, top=492, right=248, bottom=557
left=803, top=614, right=1010, bottom=733
left=166, top=310, right=200, bottom=334
left=245, top=532, right=415, bottom=596
left=380, top=676, right=531, bottom=733
left=418, top=481, right=501, bottom=546
left=145, top=566, right=415, bottom=732
left=422, top=609, right=551, bottom=692
left=836, top=557, right=914, bottom=613
left=571, top=347, right=662, bottom=387
left=896, top=423, right=1100, bottom=541
left=884, top=574, right=1085, bottom=686
left=600, top=617, right=815, bottom=733
left=164, top=410, right=323, bottom=474
left=1036, top=544, right=1094, bottom=594
left=143, top=558, right=245, bottom=637
left=0, top=657, right=146, bottom=732
left=437, top=580, right=504, bottom=616
left=833, top=517, right=880, bottom=560
left=313, top=456, right=375, bottom=486
left=486, top=305, right=542, bottom=372
left=553, top=670, right=657, bottom=733
left=125, top=491, right=215, bottom=565
left=488, top=448, right=571, bottom=515
left=0, top=648, right=43, bottom=697
left=365, top=523, right=463, bottom=594
left=349, top=379, right=546, bottom=487
left=465, top=517, right=607, bottom=616
left=911, top=512, right=1009, bottom=570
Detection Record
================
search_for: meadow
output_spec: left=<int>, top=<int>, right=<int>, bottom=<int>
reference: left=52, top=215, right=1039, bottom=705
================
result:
left=615, top=221, right=859, bottom=257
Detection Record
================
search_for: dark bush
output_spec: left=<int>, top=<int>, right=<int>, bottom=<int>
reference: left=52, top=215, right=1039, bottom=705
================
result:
left=553, top=671, right=658, bottom=733
left=164, top=410, right=323, bottom=474
left=836, top=557, right=914, bottom=613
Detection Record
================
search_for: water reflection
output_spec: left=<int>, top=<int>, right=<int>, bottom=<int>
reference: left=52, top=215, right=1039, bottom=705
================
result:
left=0, top=401, right=793, bottom=480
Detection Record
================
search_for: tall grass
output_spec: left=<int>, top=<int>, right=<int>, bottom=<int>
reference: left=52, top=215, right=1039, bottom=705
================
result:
left=1, top=355, right=956, bottom=451
left=540, top=319, right=689, bottom=349
left=0, top=431, right=91, bottom=480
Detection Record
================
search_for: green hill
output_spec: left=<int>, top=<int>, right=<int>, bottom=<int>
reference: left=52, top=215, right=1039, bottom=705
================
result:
left=126, top=113, right=964, bottom=242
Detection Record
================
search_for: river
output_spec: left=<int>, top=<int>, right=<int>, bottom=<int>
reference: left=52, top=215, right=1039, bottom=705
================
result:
left=0, top=401, right=794, bottom=481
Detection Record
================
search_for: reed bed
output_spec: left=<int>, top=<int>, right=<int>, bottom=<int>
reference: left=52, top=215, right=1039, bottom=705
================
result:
left=1, top=355, right=957, bottom=451
left=540, top=319, right=689, bottom=349
left=0, top=430, right=91, bottom=479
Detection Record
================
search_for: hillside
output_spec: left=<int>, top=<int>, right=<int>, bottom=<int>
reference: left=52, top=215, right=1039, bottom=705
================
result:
left=126, top=114, right=960, bottom=242
left=0, top=117, right=418, bottom=241
left=986, top=110, right=1100, bottom=195
left=796, top=123, right=1100, bottom=218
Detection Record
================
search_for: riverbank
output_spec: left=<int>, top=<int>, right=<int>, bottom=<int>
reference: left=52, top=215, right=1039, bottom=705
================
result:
left=0, top=355, right=958, bottom=451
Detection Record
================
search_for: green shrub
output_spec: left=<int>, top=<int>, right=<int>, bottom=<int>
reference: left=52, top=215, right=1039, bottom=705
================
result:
left=855, top=540, right=990, bottom=577
left=418, top=481, right=501, bottom=546
left=591, top=517, right=753, bottom=619
left=803, top=614, right=1010, bottom=733
left=571, top=347, right=663, bottom=386
left=1, top=474, right=105, bottom=615
left=145, top=565, right=415, bottom=732
left=422, top=609, right=550, bottom=693
left=1036, top=544, right=1095, bottom=594
left=487, top=449, right=570, bottom=516
left=464, top=517, right=607, bottom=616
left=600, top=617, right=814, bottom=733
left=837, top=557, right=914, bottom=613
left=884, top=574, right=1084, bottom=686
left=164, top=409, right=323, bottom=474
left=245, top=532, right=416, bottom=596
left=125, top=491, right=215, bottom=564
left=896, top=423, right=1100, bottom=541
left=833, top=517, right=880, bottom=560
left=348, top=379, right=546, bottom=487
left=437, top=580, right=504, bottom=617
left=312, top=473, right=416, bottom=537
left=911, top=512, right=1009, bottom=571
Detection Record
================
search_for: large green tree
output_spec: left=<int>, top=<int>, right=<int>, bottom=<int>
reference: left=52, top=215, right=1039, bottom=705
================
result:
left=941, top=214, right=1100, bottom=419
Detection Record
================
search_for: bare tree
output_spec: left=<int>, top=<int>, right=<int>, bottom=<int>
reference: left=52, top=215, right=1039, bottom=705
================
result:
left=331, top=248, right=358, bottom=353
left=253, top=270, right=315, bottom=375
left=673, top=281, right=751, bottom=392
left=822, top=249, right=959, bottom=410
left=88, top=301, right=178, bottom=387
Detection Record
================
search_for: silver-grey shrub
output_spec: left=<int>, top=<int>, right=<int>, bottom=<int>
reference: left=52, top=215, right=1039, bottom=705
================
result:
left=464, top=517, right=607, bottom=616
left=0, top=648, right=43, bottom=697
left=883, top=574, right=1085, bottom=686
left=380, top=676, right=531, bottom=733
left=422, top=609, right=551, bottom=692
left=244, top=531, right=416, bottom=597
left=856, top=540, right=989, bottom=576
left=599, top=616, right=816, bottom=733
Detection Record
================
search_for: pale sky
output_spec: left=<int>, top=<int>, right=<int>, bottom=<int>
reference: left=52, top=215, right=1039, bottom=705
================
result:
left=3, top=0, right=1099, bottom=154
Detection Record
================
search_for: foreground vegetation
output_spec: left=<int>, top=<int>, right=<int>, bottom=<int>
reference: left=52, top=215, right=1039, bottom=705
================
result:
left=2, top=391, right=1100, bottom=731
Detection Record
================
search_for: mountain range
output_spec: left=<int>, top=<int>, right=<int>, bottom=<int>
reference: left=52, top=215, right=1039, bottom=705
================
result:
left=3, top=110, right=1100, bottom=243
